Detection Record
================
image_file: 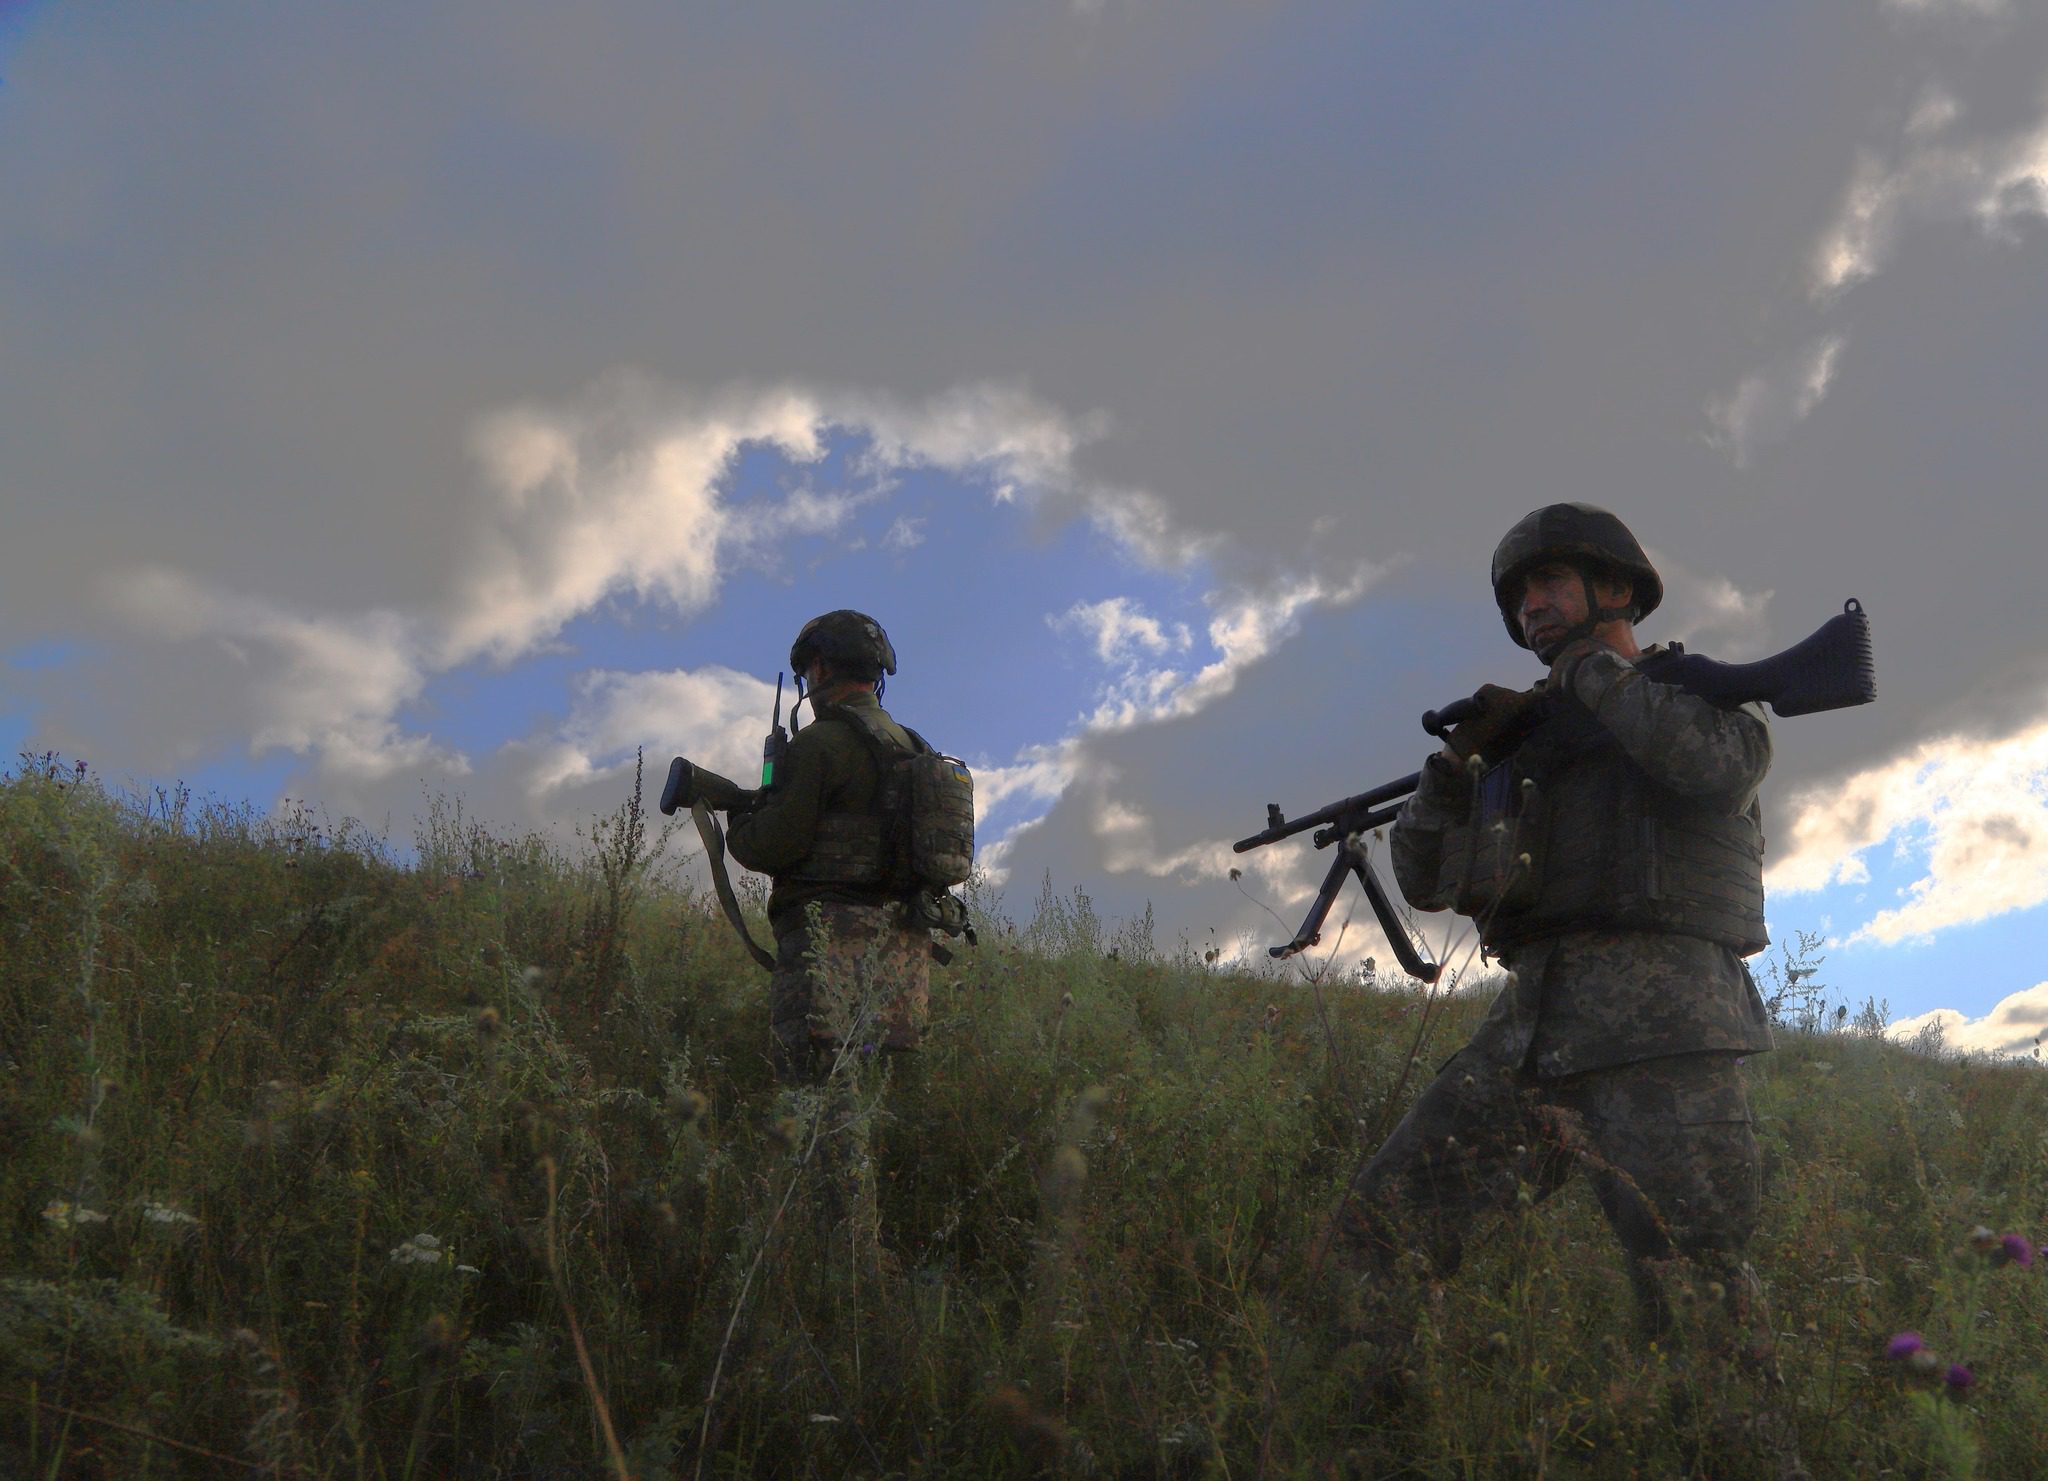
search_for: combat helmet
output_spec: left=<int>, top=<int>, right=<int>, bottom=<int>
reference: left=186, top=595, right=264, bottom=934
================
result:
left=790, top=609, right=898, bottom=680
left=1490, top=503, right=1663, bottom=650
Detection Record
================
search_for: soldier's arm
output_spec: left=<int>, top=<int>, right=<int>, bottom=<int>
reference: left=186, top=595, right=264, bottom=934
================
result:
left=1389, top=752, right=1468, bottom=910
left=1561, top=649, right=1772, bottom=808
left=725, top=732, right=828, bottom=873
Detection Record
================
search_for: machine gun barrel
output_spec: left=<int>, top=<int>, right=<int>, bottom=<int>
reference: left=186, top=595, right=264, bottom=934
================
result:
left=1235, top=772, right=1438, bottom=983
left=1232, top=772, right=1420, bottom=853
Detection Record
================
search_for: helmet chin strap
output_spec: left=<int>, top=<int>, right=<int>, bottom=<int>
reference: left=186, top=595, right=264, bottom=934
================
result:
left=1531, top=565, right=1632, bottom=665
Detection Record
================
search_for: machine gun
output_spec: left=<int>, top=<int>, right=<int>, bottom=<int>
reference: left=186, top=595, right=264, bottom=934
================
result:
left=1235, top=599, right=1876, bottom=979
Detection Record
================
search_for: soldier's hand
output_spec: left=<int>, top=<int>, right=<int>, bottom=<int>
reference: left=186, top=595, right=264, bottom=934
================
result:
left=1546, top=636, right=1613, bottom=696
left=1443, top=683, right=1542, bottom=763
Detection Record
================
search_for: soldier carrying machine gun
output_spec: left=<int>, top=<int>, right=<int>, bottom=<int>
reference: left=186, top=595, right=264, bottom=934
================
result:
left=1234, top=589, right=1874, bottom=980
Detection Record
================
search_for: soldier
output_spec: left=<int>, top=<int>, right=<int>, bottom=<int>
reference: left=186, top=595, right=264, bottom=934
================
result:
left=724, top=609, right=955, bottom=1086
left=1340, top=504, right=1787, bottom=1375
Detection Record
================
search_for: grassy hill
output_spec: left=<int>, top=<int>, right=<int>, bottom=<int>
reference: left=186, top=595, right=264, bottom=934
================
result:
left=2, top=755, right=2044, bottom=1479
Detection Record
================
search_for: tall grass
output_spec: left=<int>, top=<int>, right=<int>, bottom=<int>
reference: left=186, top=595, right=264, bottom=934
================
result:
left=1, top=754, right=2044, bottom=1478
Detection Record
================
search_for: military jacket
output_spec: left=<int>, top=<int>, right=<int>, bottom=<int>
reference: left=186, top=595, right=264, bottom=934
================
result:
left=725, top=689, right=919, bottom=933
left=1391, top=644, right=1776, bottom=1077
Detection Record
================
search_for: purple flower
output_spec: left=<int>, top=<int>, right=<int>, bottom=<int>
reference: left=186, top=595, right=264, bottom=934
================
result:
left=2000, top=1233, right=2034, bottom=1269
left=1946, top=1363, right=1974, bottom=1392
left=1886, top=1332, right=1926, bottom=1359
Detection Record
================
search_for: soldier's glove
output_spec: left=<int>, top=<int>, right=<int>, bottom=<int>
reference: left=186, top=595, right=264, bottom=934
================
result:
left=1443, top=683, right=1543, bottom=763
left=1545, top=637, right=1620, bottom=699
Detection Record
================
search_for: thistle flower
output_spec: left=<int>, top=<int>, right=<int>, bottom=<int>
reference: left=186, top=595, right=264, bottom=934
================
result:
left=1886, top=1332, right=1926, bottom=1360
left=1998, top=1233, right=2034, bottom=1269
left=1945, top=1363, right=1974, bottom=1393
left=1969, top=1225, right=2000, bottom=1256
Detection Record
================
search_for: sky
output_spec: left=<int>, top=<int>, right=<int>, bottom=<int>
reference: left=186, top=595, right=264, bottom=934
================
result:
left=4, top=0, right=2047, bottom=1061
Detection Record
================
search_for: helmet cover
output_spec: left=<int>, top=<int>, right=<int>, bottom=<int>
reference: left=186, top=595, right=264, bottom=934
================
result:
left=1489, top=503, right=1662, bottom=649
left=789, top=610, right=898, bottom=678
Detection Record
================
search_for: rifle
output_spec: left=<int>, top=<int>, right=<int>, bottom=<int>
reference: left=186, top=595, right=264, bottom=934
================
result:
left=656, top=672, right=804, bottom=971
left=1235, top=599, right=1876, bottom=979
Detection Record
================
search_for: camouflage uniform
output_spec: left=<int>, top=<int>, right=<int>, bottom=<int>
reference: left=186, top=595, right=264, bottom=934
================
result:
left=1345, top=641, right=1777, bottom=1335
left=727, top=689, right=933, bottom=1082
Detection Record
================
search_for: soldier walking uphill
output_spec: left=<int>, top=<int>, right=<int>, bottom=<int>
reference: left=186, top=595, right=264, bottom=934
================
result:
left=724, top=611, right=972, bottom=1085
left=672, top=611, right=974, bottom=1268
left=1339, top=507, right=1794, bottom=1411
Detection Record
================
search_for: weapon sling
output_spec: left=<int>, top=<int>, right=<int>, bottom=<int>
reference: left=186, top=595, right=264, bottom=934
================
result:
left=691, top=799, right=777, bottom=972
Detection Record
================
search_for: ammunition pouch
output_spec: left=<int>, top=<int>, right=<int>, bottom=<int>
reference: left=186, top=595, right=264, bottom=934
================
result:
left=1432, top=760, right=1545, bottom=920
left=1475, top=703, right=1768, bottom=957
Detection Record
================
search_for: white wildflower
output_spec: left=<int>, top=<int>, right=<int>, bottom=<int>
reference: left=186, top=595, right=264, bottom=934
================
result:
left=42, top=1201, right=110, bottom=1230
left=389, top=1232, right=446, bottom=1267
left=141, top=1200, right=200, bottom=1229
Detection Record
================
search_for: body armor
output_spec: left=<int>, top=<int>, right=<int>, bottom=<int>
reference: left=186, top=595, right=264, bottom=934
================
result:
left=1432, top=667, right=1767, bottom=958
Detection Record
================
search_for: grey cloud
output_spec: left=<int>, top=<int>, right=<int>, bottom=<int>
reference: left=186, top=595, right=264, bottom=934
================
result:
left=6, top=1, right=2048, bottom=962
left=1705, top=336, right=1844, bottom=469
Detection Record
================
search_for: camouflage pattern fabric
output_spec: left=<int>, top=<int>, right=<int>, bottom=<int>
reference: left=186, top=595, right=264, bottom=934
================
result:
left=769, top=900, right=930, bottom=1082
left=1371, top=635, right=1778, bottom=1344
left=1435, top=930, right=1775, bottom=1079
left=727, top=689, right=921, bottom=929
left=1391, top=643, right=1775, bottom=1070
left=1340, top=1042, right=1761, bottom=1332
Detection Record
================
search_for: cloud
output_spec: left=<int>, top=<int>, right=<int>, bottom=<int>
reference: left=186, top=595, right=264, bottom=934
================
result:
left=1074, top=567, right=1386, bottom=734
left=511, top=663, right=776, bottom=805
left=1767, top=718, right=2048, bottom=944
left=882, top=515, right=926, bottom=551
left=451, top=380, right=1215, bottom=677
left=1705, top=335, right=1844, bottom=468
left=1906, top=86, right=1961, bottom=141
left=449, top=383, right=828, bottom=667
left=974, top=569, right=1388, bottom=892
left=1649, top=554, right=1775, bottom=659
left=1883, top=0, right=2009, bottom=17
left=1812, top=103, right=2048, bottom=298
left=104, top=566, right=455, bottom=782
left=95, top=374, right=1231, bottom=792
left=1051, top=596, right=1193, bottom=666
left=1890, top=980, right=2048, bottom=1061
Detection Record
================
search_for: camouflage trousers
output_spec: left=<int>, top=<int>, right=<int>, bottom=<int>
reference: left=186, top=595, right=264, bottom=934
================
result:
left=1339, top=1044, right=1763, bottom=1338
left=769, top=901, right=931, bottom=1085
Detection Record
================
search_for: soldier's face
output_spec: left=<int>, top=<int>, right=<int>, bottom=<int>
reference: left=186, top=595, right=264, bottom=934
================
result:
left=1517, top=563, right=1589, bottom=651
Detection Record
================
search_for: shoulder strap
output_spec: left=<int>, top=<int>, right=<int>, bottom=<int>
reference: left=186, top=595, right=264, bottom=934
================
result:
left=821, top=702, right=927, bottom=757
left=690, top=800, right=776, bottom=972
